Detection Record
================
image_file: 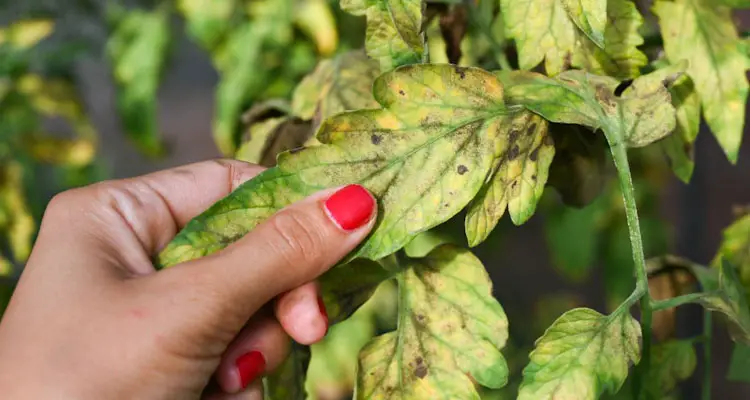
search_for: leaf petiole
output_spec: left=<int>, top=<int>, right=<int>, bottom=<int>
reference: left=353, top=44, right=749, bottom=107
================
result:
left=652, top=292, right=711, bottom=311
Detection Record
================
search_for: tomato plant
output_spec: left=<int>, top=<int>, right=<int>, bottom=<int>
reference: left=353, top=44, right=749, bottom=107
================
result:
left=2, top=0, right=750, bottom=399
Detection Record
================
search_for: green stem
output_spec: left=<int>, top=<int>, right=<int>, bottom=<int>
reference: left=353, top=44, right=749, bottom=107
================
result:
left=702, top=311, right=713, bottom=400
left=606, top=139, right=652, bottom=400
left=652, top=292, right=707, bottom=311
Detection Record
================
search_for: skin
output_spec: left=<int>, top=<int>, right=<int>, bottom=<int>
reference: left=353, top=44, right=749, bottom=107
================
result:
left=0, top=160, right=376, bottom=399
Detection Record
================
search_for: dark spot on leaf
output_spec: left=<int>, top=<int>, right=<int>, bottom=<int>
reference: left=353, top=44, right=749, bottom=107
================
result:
left=511, top=180, right=518, bottom=189
left=290, top=146, right=306, bottom=154
left=532, top=174, right=537, bottom=181
left=614, top=80, right=634, bottom=97
left=662, top=72, right=683, bottom=88
left=414, top=358, right=428, bottom=379
left=508, top=129, right=521, bottom=143
left=371, top=134, right=382, bottom=145
left=683, top=142, right=693, bottom=155
left=595, top=85, right=616, bottom=108
left=530, top=147, right=539, bottom=161
left=399, top=90, right=405, bottom=96
left=526, top=123, right=537, bottom=136
left=562, top=52, right=572, bottom=72
left=454, top=65, right=467, bottom=79
left=508, top=145, right=520, bottom=160
left=457, top=165, right=468, bottom=175
left=416, top=314, right=425, bottom=322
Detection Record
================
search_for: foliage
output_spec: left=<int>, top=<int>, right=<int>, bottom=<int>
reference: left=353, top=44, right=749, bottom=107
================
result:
left=2, top=0, right=750, bottom=399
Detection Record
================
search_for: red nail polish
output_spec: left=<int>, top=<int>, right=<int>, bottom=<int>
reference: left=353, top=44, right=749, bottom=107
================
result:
left=236, top=351, right=265, bottom=389
left=318, top=296, right=329, bottom=331
left=324, top=185, right=375, bottom=230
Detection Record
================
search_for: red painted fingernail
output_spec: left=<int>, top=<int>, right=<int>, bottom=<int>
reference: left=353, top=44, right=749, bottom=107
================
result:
left=324, top=185, right=375, bottom=230
left=318, top=296, right=329, bottom=332
left=236, top=351, right=265, bottom=389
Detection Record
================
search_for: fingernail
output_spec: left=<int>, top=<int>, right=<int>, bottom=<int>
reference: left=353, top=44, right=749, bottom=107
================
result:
left=236, top=351, right=265, bottom=389
left=324, top=185, right=375, bottom=230
left=317, top=296, right=329, bottom=333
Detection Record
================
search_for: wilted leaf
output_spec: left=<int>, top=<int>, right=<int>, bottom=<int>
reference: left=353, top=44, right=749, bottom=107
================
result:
left=499, top=63, right=683, bottom=147
left=291, top=50, right=380, bottom=129
left=0, top=19, right=54, bottom=50
left=319, top=259, right=393, bottom=324
left=177, top=0, right=237, bottom=49
left=355, top=245, right=509, bottom=399
left=518, top=308, right=641, bottom=400
left=690, top=260, right=750, bottom=344
left=264, top=342, right=310, bottom=400
left=465, top=111, right=555, bottom=246
left=645, top=340, right=697, bottom=398
left=501, top=0, right=646, bottom=78
left=660, top=74, right=701, bottom=183
left=341, top=0, right=425, bottom=71
left=107, top=8, right=170, bottom=156
left=547, top=124, right=608, bottom=207
left=654, top=0, right=749, bottom=163
left=560, top=0, right=607, bottom=48
left=294, top=0, right=339, bottom=56
left=159, top=64, right=505, bottom=265
left=728, top=343, right=750, bottom=382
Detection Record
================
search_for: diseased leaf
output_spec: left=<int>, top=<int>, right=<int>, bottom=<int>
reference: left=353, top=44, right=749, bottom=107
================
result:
left=294, top=0, right=339, bottom=56
left=236, top=117, right=313, bottom=167
left=498, top=62, right=683, bottom=148
left=355, top=245, right=509, bottom=399
left=690, top=260, right=750, bottom=344
left=547, top=124, right=608, bottom=207
left=660, top=74, right=701, bottom=183
left=561, top=0, right=607, bottom=48
left=501, top=0, right=646, bottom=79
left=728, top=343, right=750, bottom=382
left=107, top=8, right=170, bottom=156
left=465, top=110, right=555, bottom=246
left=291, top=50, right=380, bottom=129
left=518, top=308, right=641, bottom=400
left=654, top=0, right=749, bottom=163
left=158, top=64, right=504, bottom=265
left=264, top=342, right=311, bottom=400
left=341, top=0, right=425, bottom=70
left=715, top=212, right=750, bottom=296
left=177, top=0, right=237, bottom=49
left=649, top=340, right=696, bottom=398
left=319, top=259, right=393, bottom=324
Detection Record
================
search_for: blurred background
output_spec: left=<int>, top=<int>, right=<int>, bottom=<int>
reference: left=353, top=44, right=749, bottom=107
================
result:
left=0, top=0, right=748, bottom=399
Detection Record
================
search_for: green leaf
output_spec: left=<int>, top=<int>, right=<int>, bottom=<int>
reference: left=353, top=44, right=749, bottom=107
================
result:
left=158, top=64, right=505, bottom=266
left=654, top=0, right=749, bottom=163
left=498, top=62, right=683, bottom=148
left=341, top=0, right=425, bottom=71
left=465, top=110, right=555, bottom=246
left=690, top=260, right=750, bottom=344
left=264, top=342, right=310, bottom=400
left=177, top=0, right=237, bottom=49
left=501, top=0, right=646, bottom=79
left=714, top=213, right=750, bottom=295
left=355, top=245, right=509, bottom=399
left=717, top=0, right=750, bottom=7
left=291, top=50, right=380, bottom=129
left=646, top=340, right=697, bottom=398
left=544, top=199, right=605, bottom=282
left=403, top=225, right=461, bottom=258
left=319, top=259, right=393, bottom=324
left=728, top=343, right=750, bottom=382
left=107, top=8, right=170, bottom=156
left=560, top=0, right=607, bottom=48
left=660, top=74, right=701, bottom=183
left=518, top=308, right=641, bottom=400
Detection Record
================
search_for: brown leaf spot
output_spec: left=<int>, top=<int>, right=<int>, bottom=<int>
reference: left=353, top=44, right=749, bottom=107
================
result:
left=508, top=129, right=521, bottom=143
left=508, top=145, right=520, bottom=160
left=416, top=313, right=426, bottom=322
left=526, top=122, right=537, bottom=136
left=414, top=357, right=428, bottom=379
left=532, top=174, right=537, bottom=181
left=290, top=146, right=306, bottom=154
left=454, top=65, right=467, bottom=79
left=529, top=147, right=539, bottom=161
left=511, top=180, right=518, bottom=189
left=457, top=165, right=468, bottom=175
left=399, top=90, right=406, bottom=96
left=371, top=134, right=382, bottom=145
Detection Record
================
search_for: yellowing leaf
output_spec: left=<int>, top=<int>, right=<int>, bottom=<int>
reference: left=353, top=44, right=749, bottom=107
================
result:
left=294, top=0, right=339, bottom=55
left=319, top=259, right=393, bottom=324
left=355, top=245, right=509, bottom=398
left=177, top=0, right=236, bottom=49
left=654, top=0, right=749, bottom=163
left=236, top=116, right=313, bottom=167
left=0, top=19, right=54, bottom=50
left=498, top=63, right=683, bottom=148
left=235, top=117, right=289, bottom=165
left=341, top=0, right=424, bottom=71
left=690, top=260, right=750, bottom=344
left=715, top=212, right=750, bottom=296
left=465, top=111, right=555, bottom=246
left=107, top=8, right=170, bottom=156
left=158, top=64, right=505, bottom=265
left=646, top=340, right=697, bottom=399
left=291, top=50, right=380, bottom=129
left=0, top=163, right=35, bottom=263
left=264, top=342, right=310, bottom=400
left=518, top=308, right=641, bottom=400
left=660, top=74, right=701, bottom=183
left=501, top=0, right=645, bottom=79
left=561, top=0, right=607, bottom=48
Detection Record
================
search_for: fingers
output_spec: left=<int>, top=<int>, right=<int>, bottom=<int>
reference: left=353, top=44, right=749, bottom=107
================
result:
left=215, top=314, right=290, bottom=394
left=275, top=282, right=328, bottom=345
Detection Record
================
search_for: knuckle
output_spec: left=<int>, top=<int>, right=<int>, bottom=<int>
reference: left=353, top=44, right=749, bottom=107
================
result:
left=267, top=208, right=327, bottom=267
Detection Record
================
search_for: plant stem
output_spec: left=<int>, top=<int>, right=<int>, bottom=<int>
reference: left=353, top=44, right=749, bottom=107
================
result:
left=652, top=292, right=708, bottom=311
left=606, top=139, right=652, bottom=399
left=702, top=311, right=713, bottom=400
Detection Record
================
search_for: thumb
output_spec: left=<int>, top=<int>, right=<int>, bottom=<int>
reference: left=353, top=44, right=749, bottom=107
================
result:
left=158, top=184, right=376, bottom=325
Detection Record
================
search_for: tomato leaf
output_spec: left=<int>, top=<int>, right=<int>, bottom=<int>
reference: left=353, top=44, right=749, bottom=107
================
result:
left=518, top=308, right=641, bottom=400
left=646, top=340, right=697, bottom=398
left=560, top=0, right=607, bottom=48
left=177, top=0, right=237, bottom=50
left=319, top=259, right=393, bottom=324
left=341, top=0, right=425, bottom=71
left=355, top=245, right=509, bottom=398
left=690, top=260, right=750, bottom=344
left=465, top=110, right=555, bottom=246
left=264, top=342, right=310, bottom=400
left=654, top=0, right=749, bottom=163
left=236, top=117, right=313, bottom=167
left=660, top=73, right=701, bottom=183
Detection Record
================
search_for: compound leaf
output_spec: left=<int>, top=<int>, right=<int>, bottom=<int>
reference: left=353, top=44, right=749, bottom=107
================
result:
left=264, top=342, right=311, bottom=400
left=159, top=64, right=503, bottom=265
left=518, top=308, right=641, bottom=400
left=341, top=0, right=425, bottom=71
left=107, top=7, right=170, bottom=156
left=355, top=245, right=509, bottom=399
left=654, top=0, right=749, bottom=163
left=465, top=110, right=555, bottom=246
left=561, top=0, right=607, bottom=48
left=690, top=260, right=750, bottom=344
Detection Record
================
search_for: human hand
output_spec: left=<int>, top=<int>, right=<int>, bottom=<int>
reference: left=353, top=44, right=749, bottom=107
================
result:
left=0, top=160, right=376, bottom=399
